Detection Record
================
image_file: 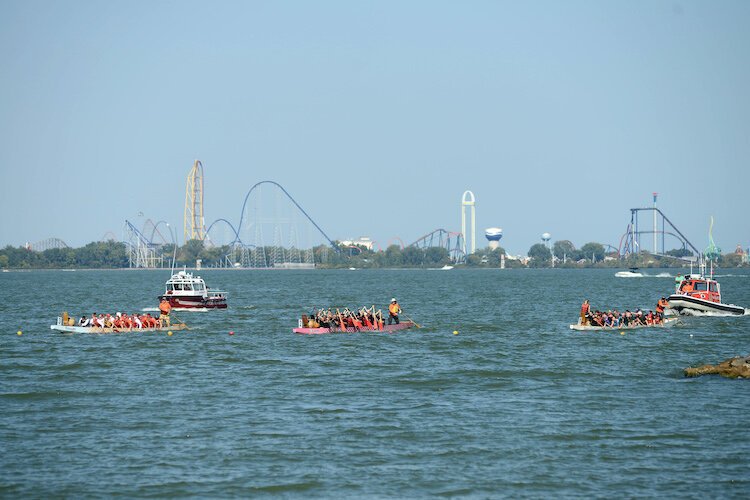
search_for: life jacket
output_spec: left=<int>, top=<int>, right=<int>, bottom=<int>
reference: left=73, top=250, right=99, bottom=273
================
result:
left=389, top=303, right=400, bottom=315
left=581, top=302, right=590, bottom=314
left=159, top=301, right=171, bottom=314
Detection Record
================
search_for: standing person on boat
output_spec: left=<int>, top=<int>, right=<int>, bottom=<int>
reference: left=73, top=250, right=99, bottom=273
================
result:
left=388, top=298, right=401, bottom=325
left=580, top=300, right=590, bottom=325
left=159, top=298, right=172, bottom=327
left=656, top=297, right=669, bottom=321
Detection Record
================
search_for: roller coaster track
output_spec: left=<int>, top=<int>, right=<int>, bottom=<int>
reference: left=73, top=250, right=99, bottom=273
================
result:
left=620, top=207, right=700, bottom=262
left=30, top=238, right=69, bottom=252
left=124, top=220, right=163, bottom=268
left=410, top=228, right=465, bottom=262
left=233, top=181, right=338, bottom=249
left=204, top=218, right=242, bottom=246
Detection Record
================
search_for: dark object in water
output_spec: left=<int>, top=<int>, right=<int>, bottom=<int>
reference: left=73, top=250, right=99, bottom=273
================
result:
left=684, top=355, right=750, bottom=379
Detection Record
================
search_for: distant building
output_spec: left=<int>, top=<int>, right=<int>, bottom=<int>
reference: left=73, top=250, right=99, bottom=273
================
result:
left=340, top=237, right=374, bottom=250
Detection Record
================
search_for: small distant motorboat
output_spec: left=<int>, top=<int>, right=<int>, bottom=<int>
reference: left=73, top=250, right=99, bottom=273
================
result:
left=158, top=269, right=227, bottom=310
left=667, top=270, right=745, bottom=316
left=50, top=316, right=187, bottom=334
left=615, top=268, right=643, bottom=278
left=570, top=317, right=680, bottom=331
left=293, top=321, right=416, bottom=335
left=441, top=265, right=454, bottom=270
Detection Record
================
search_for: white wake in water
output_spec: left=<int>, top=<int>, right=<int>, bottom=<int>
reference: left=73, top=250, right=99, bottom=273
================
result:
left=678, top=308, right=750, bottom=317
left=615, top=271, right=672, bottom=278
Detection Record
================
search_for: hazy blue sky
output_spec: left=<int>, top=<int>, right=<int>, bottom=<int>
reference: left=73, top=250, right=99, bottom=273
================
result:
left=1, top=1, right=748, bottom=256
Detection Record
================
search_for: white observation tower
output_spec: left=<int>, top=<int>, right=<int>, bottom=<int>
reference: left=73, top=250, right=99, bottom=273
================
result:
left=461, top=191, right=476, bottom=256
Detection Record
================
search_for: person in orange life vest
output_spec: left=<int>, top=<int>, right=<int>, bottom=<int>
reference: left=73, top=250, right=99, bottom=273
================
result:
left=388, top=298, right=401, bottom=325
left=656, top=297, right=669, bottom=321
left=580, top=299, right=590, bottom=325
left=159, top=298, right=172, bottom=327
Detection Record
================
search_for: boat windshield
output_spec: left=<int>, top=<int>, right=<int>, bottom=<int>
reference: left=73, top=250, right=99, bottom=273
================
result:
left=709, top=282, right=718, bottom=292
left=694, top=282, right=708, bottom=292
left=194, top=283, right=204, bottom=291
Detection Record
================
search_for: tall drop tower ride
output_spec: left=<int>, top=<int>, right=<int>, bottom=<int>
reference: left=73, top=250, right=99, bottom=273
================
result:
left=184, top=160, right=205, bottom=242
left=461, top=190, right=476, bottom=255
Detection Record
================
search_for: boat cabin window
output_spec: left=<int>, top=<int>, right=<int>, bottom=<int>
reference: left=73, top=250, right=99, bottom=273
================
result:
left=167, top=284, right=174, bottom=291
left=709, top=282, right=718, bottom=292
left=182, top=283, right=193, bottom=291
left=694, top=282, right=708, bottom=292
left=194, top=283, right=204, bottom=291
left=174, top=283, right=183, bottom=291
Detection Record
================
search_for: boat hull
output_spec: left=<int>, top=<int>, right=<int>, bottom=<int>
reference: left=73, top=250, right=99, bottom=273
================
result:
left=570, top=317, right=680, bottom=331
left=667, top=294, right=745, bottom=316
left=51, top=323, right=188, bottom=334
left=615, top=271, right=643, bottom=278
left=293, top=321, right=415, bottom=335
left=158, top=295, right=227, bottom=310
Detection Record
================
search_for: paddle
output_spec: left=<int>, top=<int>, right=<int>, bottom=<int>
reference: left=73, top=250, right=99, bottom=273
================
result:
left=336, top=308, right=346, bottom=332
left=171, top=313, right=190, bottom=331
left=402, top=312, right=421, bottom=328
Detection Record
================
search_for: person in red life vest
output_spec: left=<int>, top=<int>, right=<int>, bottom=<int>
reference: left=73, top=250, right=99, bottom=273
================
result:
left=159, top=298, right=172, bottom=327
left=388, top=298, right=401, bottom=325
left=656, top=297, right=669, bottom=322
left=580, top=300, right=590, bottom=325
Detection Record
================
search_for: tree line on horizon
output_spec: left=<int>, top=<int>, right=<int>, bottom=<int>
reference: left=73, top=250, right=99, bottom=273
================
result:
left=0, top=238, right=746, bottom=269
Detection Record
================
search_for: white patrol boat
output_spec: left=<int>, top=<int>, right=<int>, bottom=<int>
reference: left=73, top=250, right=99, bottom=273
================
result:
left=158, top=269, right=228, bottom=310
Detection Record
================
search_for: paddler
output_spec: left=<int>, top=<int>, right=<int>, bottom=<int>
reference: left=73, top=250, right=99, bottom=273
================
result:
left=580, top=299, right=590, bottom=326
left=159, top=297, right=172, bottom=327
left=388, top=298, right=401, bottom=325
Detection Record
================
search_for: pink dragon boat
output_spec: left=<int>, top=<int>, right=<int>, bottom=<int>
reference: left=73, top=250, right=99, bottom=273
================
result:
left=293, top=321, right=416, bottom=335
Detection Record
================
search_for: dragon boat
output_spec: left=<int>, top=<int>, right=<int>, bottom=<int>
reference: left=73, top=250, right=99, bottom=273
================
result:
left=293, top=321, right=416, bottom=335
left=570, top=317, right=680, bottom=331
left=51, top=315, right=187, bottom=334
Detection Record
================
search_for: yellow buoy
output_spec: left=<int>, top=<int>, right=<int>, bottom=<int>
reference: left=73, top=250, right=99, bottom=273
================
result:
left=620, top=331, right=625, bottom=335
left=167, top=331, right=173, bottom=336
left=453, top=330, right=458, bottom=335
left=17, top=330, right=22, bottom=336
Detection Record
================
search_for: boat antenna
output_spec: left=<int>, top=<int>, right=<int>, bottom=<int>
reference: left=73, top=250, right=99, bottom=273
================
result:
left=166, top=223, right=177, bottom=275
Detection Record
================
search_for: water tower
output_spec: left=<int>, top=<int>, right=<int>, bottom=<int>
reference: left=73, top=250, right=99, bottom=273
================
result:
left=541, top=232, right=551, bottom=246
left=485, top=227, right=503, bottom=250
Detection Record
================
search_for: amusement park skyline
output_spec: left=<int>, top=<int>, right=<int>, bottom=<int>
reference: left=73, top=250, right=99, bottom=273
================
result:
left=1, top=2, right=749, bottom=255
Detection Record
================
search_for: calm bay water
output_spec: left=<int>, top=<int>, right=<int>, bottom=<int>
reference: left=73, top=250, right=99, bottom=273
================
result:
left=1, top=268, right=749, bottom=497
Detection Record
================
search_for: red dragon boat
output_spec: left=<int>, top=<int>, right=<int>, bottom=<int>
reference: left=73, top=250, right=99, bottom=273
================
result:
left=293, top=321, right=416, bottom=335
